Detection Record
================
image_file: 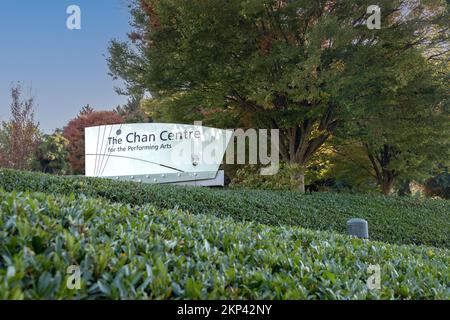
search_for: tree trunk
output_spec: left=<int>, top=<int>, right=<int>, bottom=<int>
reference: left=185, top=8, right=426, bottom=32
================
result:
left=367, top=145, right=397, bottom=196
left=381, top=171, right=395, bottom=196
left=382, top=182, right=392, bottom=196
left=292, top=167, right=306, bottom=194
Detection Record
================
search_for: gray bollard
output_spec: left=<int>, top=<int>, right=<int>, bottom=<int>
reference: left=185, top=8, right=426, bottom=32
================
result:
left=347, top=218, right=369, bottom=239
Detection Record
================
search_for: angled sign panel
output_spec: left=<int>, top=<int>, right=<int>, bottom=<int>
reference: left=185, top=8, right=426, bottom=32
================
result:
left=85, top=123, right=233, bottom=183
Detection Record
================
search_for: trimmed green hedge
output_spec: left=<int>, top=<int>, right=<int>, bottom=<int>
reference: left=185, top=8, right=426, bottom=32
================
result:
left=0, top=190, right=448, bottom=299
left=0, top=169, right=449, bottom=248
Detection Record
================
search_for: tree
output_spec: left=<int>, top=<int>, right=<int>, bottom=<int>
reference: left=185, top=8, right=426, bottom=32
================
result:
left=0, top=85, right=41, bottom=170
left=80, top=104, right=94, bottom=116
left=63, top=108, right=124, bottom=174
left=425, top=169, right=450, bottom=199
left=334, top=53, right=449, bottom=195
left=34, top=130, right=70, bottom=174
left=108, top=0, right=448, bottom=193
left=115, top=95, right=152, bottom=123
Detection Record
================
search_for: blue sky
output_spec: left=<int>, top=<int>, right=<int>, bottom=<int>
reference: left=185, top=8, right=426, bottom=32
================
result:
left=0, top=0, right=132, bottom=132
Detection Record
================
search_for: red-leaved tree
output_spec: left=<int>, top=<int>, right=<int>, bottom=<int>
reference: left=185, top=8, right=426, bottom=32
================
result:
left=63, top=106, right=123, bottom=174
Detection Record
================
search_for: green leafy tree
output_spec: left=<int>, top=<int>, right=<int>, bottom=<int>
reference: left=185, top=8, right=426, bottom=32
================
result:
left=115, top=95, right=152, bottom=123
left=34, top=130, right=70, bottom=174
left=425, top=168, right=450, bottom=199
left=108, top=0, right=448, bottom=192
left=335, top=53, right=449, bottom=195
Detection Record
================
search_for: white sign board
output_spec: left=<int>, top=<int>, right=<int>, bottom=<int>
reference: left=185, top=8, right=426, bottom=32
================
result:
left=85, top=123, right=233, bottom=183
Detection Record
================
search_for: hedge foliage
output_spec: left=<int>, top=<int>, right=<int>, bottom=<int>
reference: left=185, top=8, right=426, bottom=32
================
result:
left=0, top=190, right=448, bottom=299
left=0, top=169, right=449, bottom=248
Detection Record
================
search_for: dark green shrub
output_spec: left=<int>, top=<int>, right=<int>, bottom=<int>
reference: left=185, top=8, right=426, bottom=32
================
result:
left=0, top=169, right=449, bottom=248
left=230, top=164, right=302, bottom=191
left=0, top=190, right=448, bottom=299
left=426, top=171, right=450, bottom=199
